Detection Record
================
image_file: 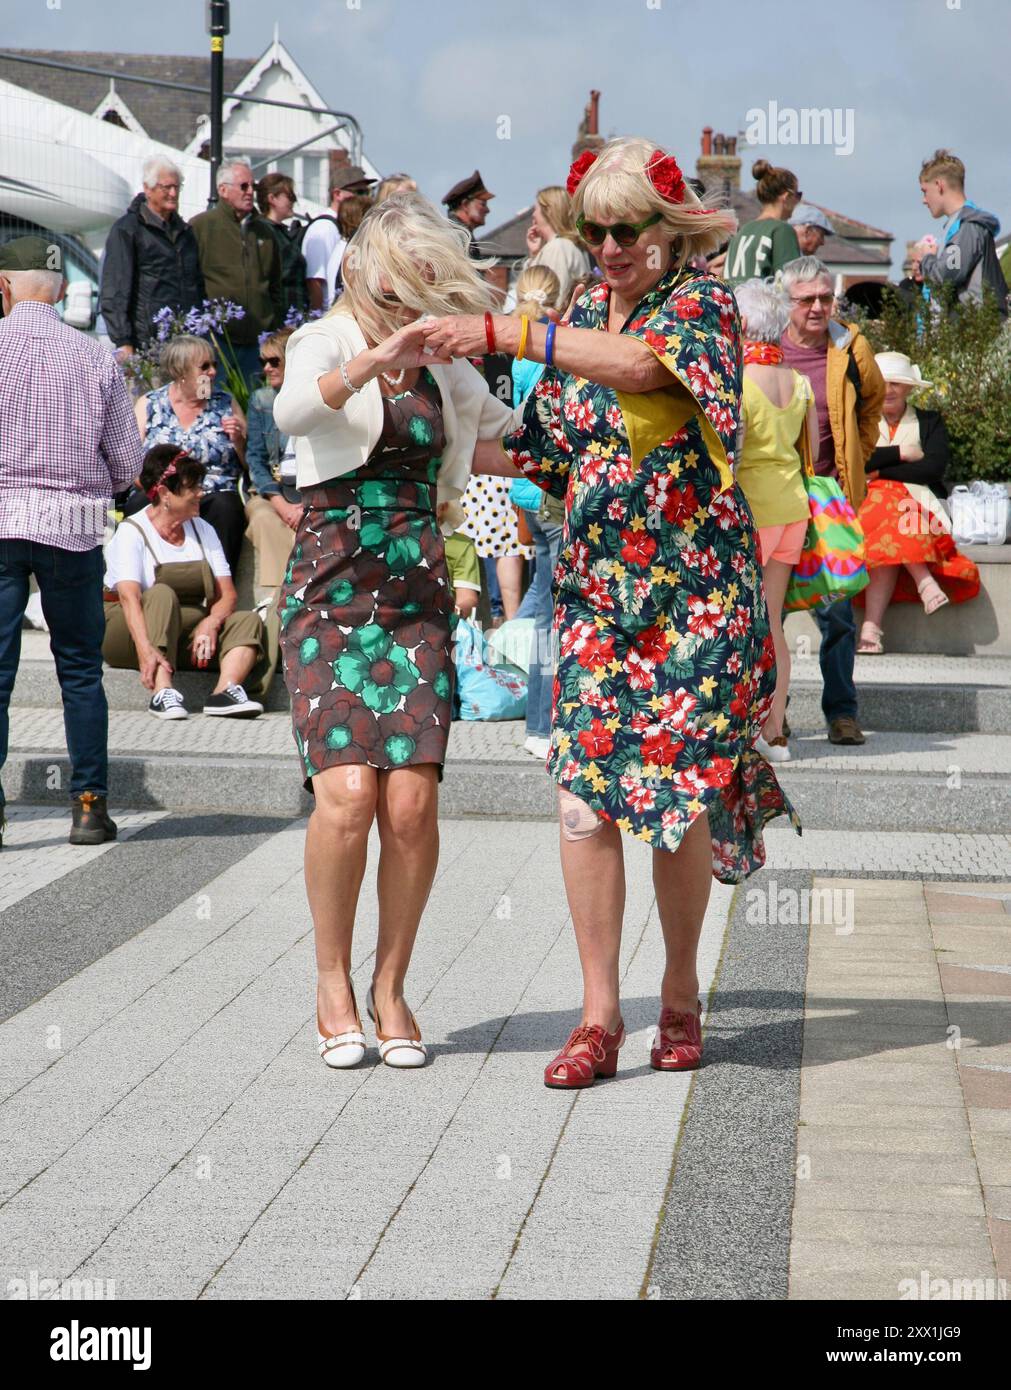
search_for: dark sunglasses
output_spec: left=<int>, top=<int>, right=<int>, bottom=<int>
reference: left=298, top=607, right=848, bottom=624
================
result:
left=260, top=354, right=282, bottom=368
left=576, top=211, right=661, bottom=248
left=196, top=361, right=214, bottom=371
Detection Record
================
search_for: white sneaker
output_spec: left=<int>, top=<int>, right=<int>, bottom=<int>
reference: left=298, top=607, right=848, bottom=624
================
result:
left=149, top=687, right=188, bottom=720
left=755, top=734, right=792, bottom=763
left=203, top=683, right=264, bottom=718
left=524, top=735, right=550, bottom=759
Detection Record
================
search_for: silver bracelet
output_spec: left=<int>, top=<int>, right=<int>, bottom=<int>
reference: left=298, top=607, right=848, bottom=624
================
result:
left=340, top=360, right=362, bottom=395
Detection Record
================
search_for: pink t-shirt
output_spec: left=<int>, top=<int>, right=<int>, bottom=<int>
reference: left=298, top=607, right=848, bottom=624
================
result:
left=781, top=333, right=836, bottom=477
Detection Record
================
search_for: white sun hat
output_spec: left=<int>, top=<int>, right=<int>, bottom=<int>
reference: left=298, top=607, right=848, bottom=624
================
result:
left=874, top=351, right=933, bottom=389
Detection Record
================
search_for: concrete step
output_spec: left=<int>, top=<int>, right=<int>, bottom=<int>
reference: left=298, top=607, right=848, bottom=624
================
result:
left=12, top=633, right=1011, bottom=734
left=3, top=716, right=1009, bottom=830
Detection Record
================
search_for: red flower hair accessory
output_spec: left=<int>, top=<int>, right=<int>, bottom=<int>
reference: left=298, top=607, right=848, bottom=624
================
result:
left=646, top=150, right=685, bottom=204
left=566, top=150, right=598, bottom=197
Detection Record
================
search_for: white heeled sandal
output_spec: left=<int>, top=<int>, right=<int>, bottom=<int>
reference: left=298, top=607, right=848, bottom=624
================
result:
left=317, top=982, right=367, bottom=1069
left=366, top=985, right=427, bottom=1068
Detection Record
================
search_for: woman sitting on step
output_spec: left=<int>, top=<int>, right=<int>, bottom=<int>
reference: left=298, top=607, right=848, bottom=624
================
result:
left=855, top=352, right=980, bottom=655
left=103, top=446, right=269, bottom=720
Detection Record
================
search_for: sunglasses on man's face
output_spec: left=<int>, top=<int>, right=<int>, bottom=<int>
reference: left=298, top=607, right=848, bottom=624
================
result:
left=233, top=182, right=253, bottom=192
left=260, top=355, right=282, bottom=368
left=791, top=292, right=834, bottom=308
left=576, top=212, right=662, bottom=248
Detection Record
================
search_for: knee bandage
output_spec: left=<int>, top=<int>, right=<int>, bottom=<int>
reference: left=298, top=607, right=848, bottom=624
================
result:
left=558, top=788, right=605, bottom=841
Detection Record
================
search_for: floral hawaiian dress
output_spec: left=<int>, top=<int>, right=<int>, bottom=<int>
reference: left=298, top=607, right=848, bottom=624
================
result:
left=502, top=265, right=800, bottom=882
left=144, top=386, right=241, bottom=493
left=278, top=370, right=456, bottom=786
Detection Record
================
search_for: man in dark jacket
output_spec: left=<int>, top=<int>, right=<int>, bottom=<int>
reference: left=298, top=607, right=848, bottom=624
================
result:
left=189, top=160, right=284, bottom=385
left=99, top=157, right=204, bottom=363
left=915, top=149, right=1008, bottom=317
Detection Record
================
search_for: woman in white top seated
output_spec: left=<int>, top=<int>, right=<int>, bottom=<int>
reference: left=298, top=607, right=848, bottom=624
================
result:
left=273, top=192, right=523, bottom=1071
left=524, top=185, right=594, bottom=304
left=103, top=446, right=267, bottom=720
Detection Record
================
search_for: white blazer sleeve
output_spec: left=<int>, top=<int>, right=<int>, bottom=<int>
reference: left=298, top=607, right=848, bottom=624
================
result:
left=273, top=329, right=349, bottom=437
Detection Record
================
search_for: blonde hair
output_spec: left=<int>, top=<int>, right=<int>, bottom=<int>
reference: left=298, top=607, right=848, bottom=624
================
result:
left=574, top=136, right=736, bottom=263
left=536, top=185, right=582, bottom=246
left=260, top=325, right=295, bottom=360
left=920, top=148, right=965, bottom=189
left=376, top=174, right=417, bottom=203
left=332, top=191, right=497, bottom=346
left=513, top=264, right=562, bottom=318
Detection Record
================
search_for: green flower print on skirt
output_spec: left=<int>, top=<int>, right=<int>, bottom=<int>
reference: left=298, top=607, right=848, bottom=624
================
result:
left=334, top=623, right=420, bottom=714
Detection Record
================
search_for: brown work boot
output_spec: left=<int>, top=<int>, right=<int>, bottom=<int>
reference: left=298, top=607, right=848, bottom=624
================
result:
left=828, top=717, right=865, bottom=746
left=69, top=792, right=118, bottom=846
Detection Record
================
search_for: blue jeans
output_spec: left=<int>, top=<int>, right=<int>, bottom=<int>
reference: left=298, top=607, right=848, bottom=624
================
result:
left=814, top=597, right=858, bottom=723
left=0, top=540, right=108, bottom=806
left=523, top=512, right=563, bottom=738
left=482, top=556, right=504, bottom=618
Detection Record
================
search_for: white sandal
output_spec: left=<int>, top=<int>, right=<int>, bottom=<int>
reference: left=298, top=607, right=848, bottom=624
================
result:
left=367, top=985, right=427, bottom=1068
left=917, top=576, right=950, bottom=616
left=317, top=982, right=367, bottom=1069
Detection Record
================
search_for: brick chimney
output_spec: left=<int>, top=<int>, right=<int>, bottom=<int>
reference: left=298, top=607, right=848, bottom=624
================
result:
left=572, top=89, right=605, bottom=160
left=695, top=127, right=741, bottom=199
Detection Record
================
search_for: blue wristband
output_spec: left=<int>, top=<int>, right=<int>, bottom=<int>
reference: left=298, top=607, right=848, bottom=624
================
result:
left=544, top=321, right=557, bottom=367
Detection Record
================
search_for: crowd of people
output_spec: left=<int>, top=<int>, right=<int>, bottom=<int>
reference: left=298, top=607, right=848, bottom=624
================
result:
left=0, top=132, right=1005, bottom=1080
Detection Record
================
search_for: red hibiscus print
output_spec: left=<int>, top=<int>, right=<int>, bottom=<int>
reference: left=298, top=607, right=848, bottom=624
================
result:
left=704, top=756, right=736, bottom=789
left=627, top=784, right=657, bottom=814
left=640, top=729, right=684, bottom=766
left=636, top=624, right=671, bottom=663
left=662, top=481, right=700, bottom=528
left=577, top=718, right=614, bottom=758
left=687, top=597, right=726, bottom=639
left=623, top=649, right=656, bottom=691
left=619, top=528, right=657, bottom=567
left=673, top=298, right=703, bottom=320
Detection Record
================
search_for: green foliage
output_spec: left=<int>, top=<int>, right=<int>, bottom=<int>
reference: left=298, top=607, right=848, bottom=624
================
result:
left=855, top=289, right=1011, bottom=483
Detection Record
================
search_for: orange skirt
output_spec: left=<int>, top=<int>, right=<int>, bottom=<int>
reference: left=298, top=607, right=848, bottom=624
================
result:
left=855, top=479, right=979, bottom=605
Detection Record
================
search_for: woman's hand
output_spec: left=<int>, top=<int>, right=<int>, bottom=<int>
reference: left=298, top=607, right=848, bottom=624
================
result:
left=269, top=494, right=303, bottom=530
left=899, top=443, right=924, bottom=463
left=371, top=319, right=453, bottom=373
left=422, top=315, right=499, bottom=360
left=139, top=645, right=173, bottom=692
left=561, top=283, right=586, bottom=324
left=189, top=617, right=219, bottom=669
left=221, top=413, right=245, bottom=444
left=526, top=224, right=543, bottom=256
left=865, top=470, right=880, bottom=483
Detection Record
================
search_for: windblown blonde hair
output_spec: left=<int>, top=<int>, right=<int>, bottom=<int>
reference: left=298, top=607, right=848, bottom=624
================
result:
left=512, top=264, right=562, bottom=318
left=574, top=136, right=736, bottom=264
left=536, top=185, right=583, bottom=246
left=332, top=191, right=497, bottom=345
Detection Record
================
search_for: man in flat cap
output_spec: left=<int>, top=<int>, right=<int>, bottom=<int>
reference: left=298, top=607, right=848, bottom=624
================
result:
left=303, top=164, right=377, bottom=312
left=443, top=171, right=495, bottom=258
left=0, top=236, right=143, bottom=848
left=790, top=204, right=835, bottom=256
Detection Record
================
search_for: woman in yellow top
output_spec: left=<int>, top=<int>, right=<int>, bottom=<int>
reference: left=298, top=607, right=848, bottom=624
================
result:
left=734, top=280, right=817, bottom=763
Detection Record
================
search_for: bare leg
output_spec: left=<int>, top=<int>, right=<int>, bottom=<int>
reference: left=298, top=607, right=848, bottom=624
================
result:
left=761, top=559, right=792, bottom=740
left=213, top=643, right=257, bottom=694
left=373, top=765, right=440, bottom=1038
left=559, top=813, right=625, bottom=1033
left=862, top=566, right=899, bottom=629
left=495, top=555, right=524, bottom=621
left=653, top=810, right=712, bottom=1017
left=306, top=765, right=378, bottom=1034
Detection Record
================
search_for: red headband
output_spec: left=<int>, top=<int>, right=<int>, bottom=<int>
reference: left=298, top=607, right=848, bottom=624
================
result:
left=146, top=450, right=188, bottom=502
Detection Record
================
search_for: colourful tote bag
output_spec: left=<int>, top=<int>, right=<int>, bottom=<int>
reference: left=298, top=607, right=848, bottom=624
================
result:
left=783, top=427, right=869, bottom=612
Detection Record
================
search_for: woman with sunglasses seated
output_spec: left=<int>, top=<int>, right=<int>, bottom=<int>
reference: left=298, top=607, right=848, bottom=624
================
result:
left=245, top=326, right=300, bottom=601
left=272, top=192, right=525, bottom=1071
left=424, top=138, right=799, bottom=1089
left=129, top=334, right=248, bottom=577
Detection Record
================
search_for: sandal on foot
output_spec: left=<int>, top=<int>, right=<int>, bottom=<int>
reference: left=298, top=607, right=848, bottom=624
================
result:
left=858, top=621, right=884, bottom=654
left=544, top=1020, right=624, bottom=1089
left=917, top=576, right=949, bottom=615
left=650, top=1002, right=704, bottom=1071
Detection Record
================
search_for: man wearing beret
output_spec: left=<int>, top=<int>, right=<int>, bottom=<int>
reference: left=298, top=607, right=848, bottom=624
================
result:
left=0, top=236, right=144, bottom=848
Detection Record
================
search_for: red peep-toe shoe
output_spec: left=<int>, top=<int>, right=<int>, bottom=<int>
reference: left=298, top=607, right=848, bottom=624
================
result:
left=544, top=1020, right=625, bottom=1089
left=650, top=1001, right=703, bottom=1071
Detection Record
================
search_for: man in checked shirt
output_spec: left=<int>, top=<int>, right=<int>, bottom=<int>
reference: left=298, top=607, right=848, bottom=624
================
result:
left=0, top=236, right=143, bottom=849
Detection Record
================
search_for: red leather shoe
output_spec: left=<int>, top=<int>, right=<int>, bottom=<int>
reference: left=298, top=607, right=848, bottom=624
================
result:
left=544, top=1021, right=624, bottom=1089
left=650, top=1002, right=703, bottom=1071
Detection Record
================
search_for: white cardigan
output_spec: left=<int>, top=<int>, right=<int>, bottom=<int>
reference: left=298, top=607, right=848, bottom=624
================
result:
left=273, top=311, right=523, bottom=530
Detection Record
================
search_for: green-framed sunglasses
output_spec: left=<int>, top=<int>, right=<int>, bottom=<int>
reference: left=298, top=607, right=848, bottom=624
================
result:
left=576, top=211, right=662, bottom=248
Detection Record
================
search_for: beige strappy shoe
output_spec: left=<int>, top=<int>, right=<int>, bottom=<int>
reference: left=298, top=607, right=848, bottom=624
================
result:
left=366, top=985, right=427, bottom=1068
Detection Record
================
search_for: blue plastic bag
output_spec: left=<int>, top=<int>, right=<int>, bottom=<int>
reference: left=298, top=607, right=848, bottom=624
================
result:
left=453, top=620, right=527, bottom=721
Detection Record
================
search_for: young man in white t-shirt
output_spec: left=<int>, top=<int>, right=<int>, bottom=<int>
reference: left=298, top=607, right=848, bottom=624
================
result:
left=103, top=449, right=267, bottom=720
left=303, top=165, right=376, bottom=311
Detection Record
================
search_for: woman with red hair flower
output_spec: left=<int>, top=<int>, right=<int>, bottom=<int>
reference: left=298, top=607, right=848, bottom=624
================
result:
left=424, top=137, right=799, bottom=1091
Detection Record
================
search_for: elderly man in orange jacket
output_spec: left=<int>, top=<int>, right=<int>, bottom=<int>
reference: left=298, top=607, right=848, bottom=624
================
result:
left=779, top=255, right=886, bottom=745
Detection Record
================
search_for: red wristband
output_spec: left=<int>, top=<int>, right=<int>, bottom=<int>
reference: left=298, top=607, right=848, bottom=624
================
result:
left=484, top=311, right=497, bottom=354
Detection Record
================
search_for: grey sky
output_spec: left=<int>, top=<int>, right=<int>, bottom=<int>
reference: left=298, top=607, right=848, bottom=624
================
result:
left=7, top=0, right=1008, bottom=266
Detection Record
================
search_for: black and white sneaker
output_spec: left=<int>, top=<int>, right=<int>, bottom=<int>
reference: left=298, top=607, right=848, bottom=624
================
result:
left=203, top=683, right=264, bottom=718
left=149, top=687, right=189, bottom=720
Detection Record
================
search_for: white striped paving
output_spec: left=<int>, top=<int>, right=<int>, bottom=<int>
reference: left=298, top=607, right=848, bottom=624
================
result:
left=763, top=829, right=1011, bottom=877
left=0, top=806, right=165, bottom=913
left=0, top=815, right=734, bottom=1301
